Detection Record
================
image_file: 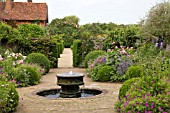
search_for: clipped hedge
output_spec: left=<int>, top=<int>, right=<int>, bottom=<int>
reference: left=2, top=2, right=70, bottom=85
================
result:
left=125, top=65, right=143, bottom=80
left=73, top=40, right=82, bottom=67
left=84, top=50, right=106, bottom=68
left=0, top=81, right=19, bottom=113
left=24, top=53, right=50, bottom=74
left=96, top=66, right=113, bottom=82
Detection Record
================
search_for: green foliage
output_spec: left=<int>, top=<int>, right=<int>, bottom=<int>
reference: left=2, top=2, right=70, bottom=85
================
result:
left=0, top=22, right=21, bottom=52
left=0, top=81, right=19, bottom=113
left=107, top=48, right=133, bottom=82
left=88, top=64, right=104, bottom=81
left=24, top=53, right=50, bottom=73
left=72, top=40, right=82, bottom=67
left=115, top=55, right=170, bottom=112
left=87, top=56, right=107, bottom=81
left=125, top=65, right=143, bottom=79
left=48, top=16, right=80, bottom=47
left=140, top=1, right=170, bottom=44
left=18, top=64, right=42, bottom=85
left=20, top=37, right=59, bottom=68
left=17, top=23, right=45, bottom=39
left=12, top=67, right=30, bottom=87
left=96, top=66, right=113, bottom=82
left=102, top=24, right=140, bottom=52
left=119, top=78, right=142, bottom=99
left=84, top=50, right=106, bottom=68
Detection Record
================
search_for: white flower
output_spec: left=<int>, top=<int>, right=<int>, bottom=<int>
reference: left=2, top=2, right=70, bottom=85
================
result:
left=5, top=50, right=10, bottom=55
left=11, top=53, right=15, bottom=57
left=23, top=56, right=27, bottom=59
left=0, top=55, right=3, bottom=61
left=17, top=60, right=23, bottom=64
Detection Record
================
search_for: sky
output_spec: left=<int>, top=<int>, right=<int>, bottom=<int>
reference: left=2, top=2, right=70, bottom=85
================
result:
left=14, top=0, right=163, bottom=25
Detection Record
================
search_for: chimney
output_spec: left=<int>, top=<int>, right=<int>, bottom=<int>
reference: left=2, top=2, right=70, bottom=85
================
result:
left=5, top=0, right=12, bottom=11
left=28, top=0, right=32, bottom=2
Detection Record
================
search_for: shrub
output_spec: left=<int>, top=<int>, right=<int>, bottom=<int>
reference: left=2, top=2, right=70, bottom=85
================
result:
left=118, top=77, right=142, bottom=99
left=17, top=23, right=45, bottom=39
left=72, top=40, right=82, bottom=67
left=84, top=50, right=106, bottom=68
left=0, top=81, right=19, bottom=113
left=89, top=64, right=104, bottom=81
left=115, top=75, right=170, bottom=113
left=125, top=65, right=143, bottom=79
left=19, top=64, right=42, bottom=85
left=96, top=66, right=113, bottom=82
left=24, top=53, right=50, bottom=73
left=12, top=67, right=30, bottom=87
left=108, top=49, right=133, bottom=82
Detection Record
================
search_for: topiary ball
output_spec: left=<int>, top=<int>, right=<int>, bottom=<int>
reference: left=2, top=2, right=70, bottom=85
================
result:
left=84, top=50, right=106, bottom=68
left=125, top=65, right=143, bottom=80
left=24, top=53, right=50, bottom=74
left=96, top=66, right=113, bottom=82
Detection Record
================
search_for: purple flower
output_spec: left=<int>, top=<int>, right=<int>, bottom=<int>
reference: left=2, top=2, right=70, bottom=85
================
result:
left=167, top=91, right=170, bottom=95
left=152, top=102, right=154, bottom=105
left=128, top=111, right=130, bottom=113
left=17, top=82, right=20, bottom=85
left=118, top=108, right=121, bottom=111
left=151, top=105, right=154, bottom=109
left=132, top=104, right=134, bottom=106
left=40, top=69, right=44, bottom=73
left=163, top=112, right=167, bottom=113
left=158, top=107, right=162, bottom=111
left=145, top=103, right=149, bottom=107
left=0, top=68, right=2, bottom=71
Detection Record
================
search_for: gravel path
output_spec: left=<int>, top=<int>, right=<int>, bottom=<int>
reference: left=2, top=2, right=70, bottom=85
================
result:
left=14, top=48, right=121, bottom=113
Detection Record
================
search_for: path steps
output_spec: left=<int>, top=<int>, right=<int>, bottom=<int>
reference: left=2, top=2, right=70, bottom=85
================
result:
left=58, top=48, right=73, bottom=68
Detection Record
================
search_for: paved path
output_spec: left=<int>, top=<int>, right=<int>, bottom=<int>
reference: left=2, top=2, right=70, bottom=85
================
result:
left=15, top=48, right=121, bottom=113
left=58, top=48, right=73, bottom=68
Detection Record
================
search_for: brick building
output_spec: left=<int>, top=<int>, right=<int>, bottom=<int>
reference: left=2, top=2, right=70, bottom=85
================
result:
left=0, top=0, right=48, bottom=26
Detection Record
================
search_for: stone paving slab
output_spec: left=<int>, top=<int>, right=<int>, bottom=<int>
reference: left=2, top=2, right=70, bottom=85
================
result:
left=14, top=49, right=121, bottom=113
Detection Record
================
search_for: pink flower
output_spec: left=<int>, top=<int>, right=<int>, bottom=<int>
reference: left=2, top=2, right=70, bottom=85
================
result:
left=128, top=111, right=130, bottom=113
left=167, top=91, right=170, bottom=95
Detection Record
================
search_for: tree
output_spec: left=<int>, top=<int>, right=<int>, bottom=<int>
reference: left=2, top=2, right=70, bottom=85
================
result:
left=140, top=1, right=170, bottom=45
left=47, top=16, right=80, bottom=47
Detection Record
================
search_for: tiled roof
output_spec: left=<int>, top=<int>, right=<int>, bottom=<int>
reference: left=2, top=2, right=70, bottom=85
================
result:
left=0, top=2, right=48, bottom=21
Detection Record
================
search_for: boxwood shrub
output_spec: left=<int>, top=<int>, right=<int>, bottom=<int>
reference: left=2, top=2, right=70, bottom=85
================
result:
left=84, top=50, right=106, bottom=68
left=125, top=65, right=143, bottom=80
left=96, top=65, right=113, bottom=82
left=24, top=53, right=50, bottom=74
left=0, top=81, right=19, bottom=113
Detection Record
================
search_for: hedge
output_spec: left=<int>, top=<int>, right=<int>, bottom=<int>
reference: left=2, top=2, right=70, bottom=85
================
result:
left=72, top=40, right=82, bottom=67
